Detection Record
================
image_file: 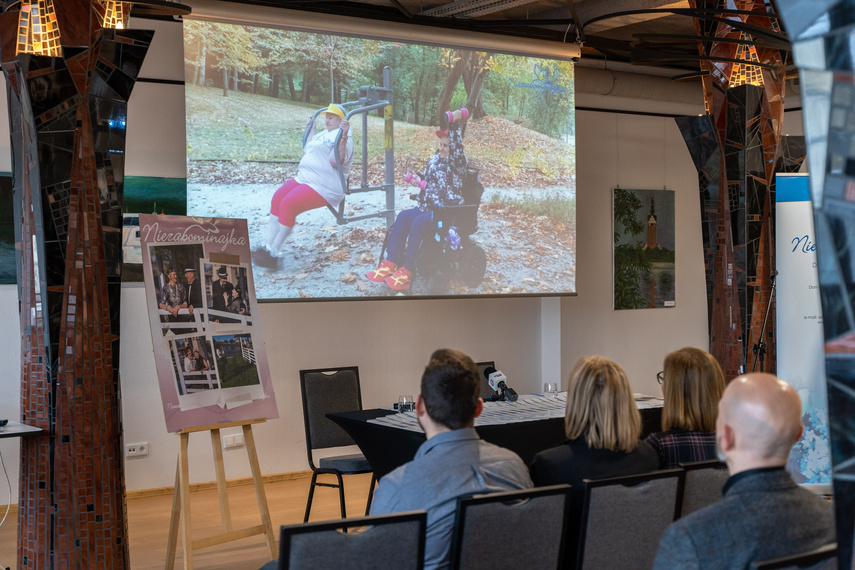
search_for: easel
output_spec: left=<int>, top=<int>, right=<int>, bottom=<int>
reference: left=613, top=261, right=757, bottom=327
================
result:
left=165, top=418, right=276, bottom=569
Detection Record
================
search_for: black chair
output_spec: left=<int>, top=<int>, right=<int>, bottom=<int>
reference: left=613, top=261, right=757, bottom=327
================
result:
left=577, top=469, right=684, bottom=569
left=450, top=484, right=572, bottom=570
left=678, top=459, right=729, bottom=517
left=300, top=366, right=377, bottom=522
left=751, top=543, right=838, bottom=570
left=475, top=361, right=496, bottom=401
left=278, top=510, right=427, bottom=570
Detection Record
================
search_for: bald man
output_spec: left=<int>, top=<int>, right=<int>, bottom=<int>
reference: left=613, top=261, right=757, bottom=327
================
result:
left=652, top=373, right=835, bottom=569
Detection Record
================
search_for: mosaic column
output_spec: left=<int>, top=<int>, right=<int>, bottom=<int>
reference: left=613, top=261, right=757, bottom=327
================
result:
left=0, top=1, right=152, bottom=567
left=676, top=0, right=790, bottom=378
left=775, top=1, right=855, bottom=566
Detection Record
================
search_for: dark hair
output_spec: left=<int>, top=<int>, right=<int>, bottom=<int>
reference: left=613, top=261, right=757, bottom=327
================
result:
left=421, top=349, right=480, bottom=430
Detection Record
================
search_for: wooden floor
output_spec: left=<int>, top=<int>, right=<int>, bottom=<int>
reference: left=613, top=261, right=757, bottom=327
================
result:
left=0, top=472, right=375, bottom=570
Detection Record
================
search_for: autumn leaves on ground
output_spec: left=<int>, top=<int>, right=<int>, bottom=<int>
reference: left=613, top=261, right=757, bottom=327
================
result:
left=186, top=85, right=576, bottom=298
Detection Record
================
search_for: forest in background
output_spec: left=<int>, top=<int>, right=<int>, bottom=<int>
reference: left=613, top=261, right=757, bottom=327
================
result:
left=183, top=20, right=575, bottom=140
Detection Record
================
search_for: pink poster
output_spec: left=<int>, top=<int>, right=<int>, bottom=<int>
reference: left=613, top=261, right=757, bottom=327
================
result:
left=140, top=214, right=279, bottom=432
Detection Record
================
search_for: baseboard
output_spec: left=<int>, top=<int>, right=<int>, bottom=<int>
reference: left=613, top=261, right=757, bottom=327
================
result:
left=0, top=470, right=318, bottom=509
left=125, top=470, right=314, bottom=500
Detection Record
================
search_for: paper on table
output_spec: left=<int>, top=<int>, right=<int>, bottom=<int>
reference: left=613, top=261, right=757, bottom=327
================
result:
left=368, top=393, right=661, bottom=430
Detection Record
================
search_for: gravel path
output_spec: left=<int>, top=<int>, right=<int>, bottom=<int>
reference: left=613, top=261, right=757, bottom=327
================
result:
left=187, top=180, right=576, bottom=299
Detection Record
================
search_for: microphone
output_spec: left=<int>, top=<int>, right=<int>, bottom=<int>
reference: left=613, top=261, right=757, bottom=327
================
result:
left=482, top=366, right=519, bottom=402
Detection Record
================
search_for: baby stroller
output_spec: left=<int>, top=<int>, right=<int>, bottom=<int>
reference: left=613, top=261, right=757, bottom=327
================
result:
left=379, top=167, right=487, bottom=291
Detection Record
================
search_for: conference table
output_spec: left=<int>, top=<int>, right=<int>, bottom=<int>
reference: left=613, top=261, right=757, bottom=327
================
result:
left=328, top=393, right=663, bottom=479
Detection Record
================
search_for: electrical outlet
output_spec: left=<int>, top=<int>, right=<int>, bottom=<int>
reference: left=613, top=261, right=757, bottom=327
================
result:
left=222, top=434, right=245, bottom=449
left=125, top=442, right=149, bottom=457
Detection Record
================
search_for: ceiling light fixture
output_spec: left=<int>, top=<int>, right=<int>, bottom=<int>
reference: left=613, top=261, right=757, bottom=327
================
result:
left=16, top=0, right=61, bottom=56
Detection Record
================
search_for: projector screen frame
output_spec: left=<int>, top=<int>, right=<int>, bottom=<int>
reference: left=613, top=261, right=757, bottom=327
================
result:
left=184, top=0, right=581, bottom=62
left=183, top=0, right=578, bottom=302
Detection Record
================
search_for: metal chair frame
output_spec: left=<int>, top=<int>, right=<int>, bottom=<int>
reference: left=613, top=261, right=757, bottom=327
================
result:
left=299, top=366, right=377, bottom=522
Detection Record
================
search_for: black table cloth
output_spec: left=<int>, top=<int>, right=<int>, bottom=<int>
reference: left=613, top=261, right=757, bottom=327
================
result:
left=328, top=406, right=662, bottom=479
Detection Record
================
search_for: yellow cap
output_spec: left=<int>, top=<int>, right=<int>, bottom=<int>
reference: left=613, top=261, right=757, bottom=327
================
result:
left=322, top=104, right=345, bottom=120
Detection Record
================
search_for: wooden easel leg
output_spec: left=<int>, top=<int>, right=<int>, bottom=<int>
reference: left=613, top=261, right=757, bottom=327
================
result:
left=243, top=424, right=277, bottom=559
left=165, top=460, right=181, bottom=570
left=179, top=432, right=194, bottom=570
left=210, top=428, right=233, bottom=533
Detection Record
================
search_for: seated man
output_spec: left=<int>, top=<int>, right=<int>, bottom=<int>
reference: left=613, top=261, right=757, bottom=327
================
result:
left=370, top=348, right=533, bottom=570
left=652, top=372, right=836, bottom=569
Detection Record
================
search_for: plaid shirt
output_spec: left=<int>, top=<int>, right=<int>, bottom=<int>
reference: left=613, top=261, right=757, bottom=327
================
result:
left=644, top=428, right=717, bottom=469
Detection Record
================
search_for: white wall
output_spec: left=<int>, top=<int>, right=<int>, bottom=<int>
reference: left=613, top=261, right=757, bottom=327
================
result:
left=561, top=110, right=709, bottom=397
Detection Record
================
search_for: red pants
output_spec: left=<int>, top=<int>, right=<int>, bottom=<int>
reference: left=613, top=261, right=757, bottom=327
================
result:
left=269, top=178, right=328, bottom=226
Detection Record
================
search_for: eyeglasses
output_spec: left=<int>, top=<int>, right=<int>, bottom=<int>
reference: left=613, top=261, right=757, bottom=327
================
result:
left=656, top=371, right=664, bottom=385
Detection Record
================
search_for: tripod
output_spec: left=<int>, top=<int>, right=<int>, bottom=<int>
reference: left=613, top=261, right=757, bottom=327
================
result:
left=751, top=270, right=779, bottom=373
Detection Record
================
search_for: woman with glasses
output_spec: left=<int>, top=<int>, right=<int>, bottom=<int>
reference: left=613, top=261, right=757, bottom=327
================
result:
left=645, top=347, right=726, bottom=468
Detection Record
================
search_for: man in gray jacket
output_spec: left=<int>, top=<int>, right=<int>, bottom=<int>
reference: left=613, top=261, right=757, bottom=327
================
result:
left=652, top=372, right=835, bottom=569
left=370, top=348, right=533, bottom=570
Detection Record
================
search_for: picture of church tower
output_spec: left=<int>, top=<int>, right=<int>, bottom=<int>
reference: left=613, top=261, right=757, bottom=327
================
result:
left=644, top=196, right=661, bottom=250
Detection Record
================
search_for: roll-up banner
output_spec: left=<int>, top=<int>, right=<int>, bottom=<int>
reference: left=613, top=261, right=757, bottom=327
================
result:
left=775, top=173, right=830, bottom=487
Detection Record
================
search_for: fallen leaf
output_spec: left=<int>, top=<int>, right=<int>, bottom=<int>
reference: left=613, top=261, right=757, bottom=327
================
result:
left=341, top=273, right=358, bottom=284
left=295, top=273, right=309, bottom=280
left=331, top=249, right=350, bottom=262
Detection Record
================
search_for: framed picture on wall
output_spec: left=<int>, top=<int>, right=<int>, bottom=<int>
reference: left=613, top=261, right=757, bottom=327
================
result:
left=613, top=188, right=675, bottom=310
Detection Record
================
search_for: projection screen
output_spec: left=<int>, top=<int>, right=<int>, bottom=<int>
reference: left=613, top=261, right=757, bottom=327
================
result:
left=184, top=5, right=576, bottom=300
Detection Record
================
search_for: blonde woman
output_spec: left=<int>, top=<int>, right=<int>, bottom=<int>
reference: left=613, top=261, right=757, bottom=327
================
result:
left=530, top=356, right=658, bottom=490
left=645, top=347, right=725, bottom=468
left=530, top=356, right=658, bottom=561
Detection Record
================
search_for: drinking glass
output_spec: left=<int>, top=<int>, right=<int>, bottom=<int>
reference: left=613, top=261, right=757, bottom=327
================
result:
left=543, top=383, right=558, bottom=397
left=398, top=395, right=414, bottom=413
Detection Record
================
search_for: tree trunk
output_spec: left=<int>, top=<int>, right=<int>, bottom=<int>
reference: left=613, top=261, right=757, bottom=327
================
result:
left=271, top=73, right=280, bottom=98
left=222, top=68, right=228, bottom=97
left=287, top=74, right=296, bottom=100
left=414, top=69, right=424, bottom=125
left=232, top=69, right=238, bottom=91
left=464, top=68, right=488, bottom=119
left=252, top=73, right=258, bottom=94
left=436, top=53, right=466, bottom=127
left=461, top=52, right=491, bottom=119
left=198, top=44, right=206, bottom=86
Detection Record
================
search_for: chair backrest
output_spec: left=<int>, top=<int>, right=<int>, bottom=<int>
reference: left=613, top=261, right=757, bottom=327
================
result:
left=750, top=543, right=838, bottom=570
left=678, top=459, right=729, bottom=518
left=577, top=469, right=684, bottom=570
left=450, top=484, right=572, bottom=570
left=300, top=367, right=363, bottom=456
left=475, top=361, right=496, bottom=401
left=279, top=510, right=427, bottom=570
left=454, top=167, right=483, bottom=235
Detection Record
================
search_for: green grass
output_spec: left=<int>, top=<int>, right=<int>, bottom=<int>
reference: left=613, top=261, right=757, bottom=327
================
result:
left=217, top=356, right=261, bottom=388
left=489, top=191, right=576, bottom=225
left=185, top=84, right=575, bottom=187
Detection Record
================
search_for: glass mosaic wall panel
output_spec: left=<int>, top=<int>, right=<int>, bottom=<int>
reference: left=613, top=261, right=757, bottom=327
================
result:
left=758, top=0, right=855, bottom=565
left=0, top=2, right=152, bottom=566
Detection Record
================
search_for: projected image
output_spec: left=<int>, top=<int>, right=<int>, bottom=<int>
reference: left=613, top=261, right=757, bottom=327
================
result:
left=184, top=20, right=576, bottom=299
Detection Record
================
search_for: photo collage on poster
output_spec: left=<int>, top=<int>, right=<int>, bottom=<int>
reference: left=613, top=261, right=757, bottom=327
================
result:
left=141, top=215, right=278, bottom=432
